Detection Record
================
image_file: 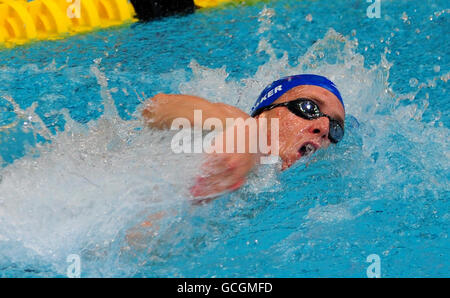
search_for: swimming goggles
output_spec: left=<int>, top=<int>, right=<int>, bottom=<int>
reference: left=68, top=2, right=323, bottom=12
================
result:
left=251, top=98, right=344, bottom=143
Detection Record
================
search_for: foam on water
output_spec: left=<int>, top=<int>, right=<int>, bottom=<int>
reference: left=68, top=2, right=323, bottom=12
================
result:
left=0, top=5, right=448, bottom=276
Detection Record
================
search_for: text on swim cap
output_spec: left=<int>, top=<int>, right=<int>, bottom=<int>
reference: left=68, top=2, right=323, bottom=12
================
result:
left=260, top=85, right=283, bottom=102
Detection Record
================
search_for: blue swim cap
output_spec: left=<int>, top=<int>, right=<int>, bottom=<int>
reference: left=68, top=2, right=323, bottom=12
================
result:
left=250, top=74, right=344, bottom=116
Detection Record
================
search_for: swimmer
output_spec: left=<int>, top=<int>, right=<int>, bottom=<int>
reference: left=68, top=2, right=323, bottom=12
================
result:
left=142, top=74, right=345, bottom=199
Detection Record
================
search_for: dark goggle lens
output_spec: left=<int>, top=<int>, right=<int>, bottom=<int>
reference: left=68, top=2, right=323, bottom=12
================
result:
left=297, top=100, right=321, bottom=118
left=291, top=99, right=344, bottom=143
left=329, top=120, right=344, bottom=143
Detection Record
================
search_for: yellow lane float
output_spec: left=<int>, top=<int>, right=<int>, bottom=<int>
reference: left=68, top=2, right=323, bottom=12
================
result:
left=0, top=0, right=256, bottom=48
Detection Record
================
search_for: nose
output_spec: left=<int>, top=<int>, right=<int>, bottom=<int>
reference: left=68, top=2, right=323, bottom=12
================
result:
left=308, top=117, right=330, bottom=144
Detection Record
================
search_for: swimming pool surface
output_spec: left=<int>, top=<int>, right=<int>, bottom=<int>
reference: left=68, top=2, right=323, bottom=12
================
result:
left=0, top=0, right=448, bottom=277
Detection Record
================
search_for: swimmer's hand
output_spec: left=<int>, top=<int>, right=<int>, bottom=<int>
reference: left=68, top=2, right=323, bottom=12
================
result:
left=190, top=124, right=259, bottom=200
left=190, top=151, right=257, bottom=200
left=142, top=93, right=193, bottom=130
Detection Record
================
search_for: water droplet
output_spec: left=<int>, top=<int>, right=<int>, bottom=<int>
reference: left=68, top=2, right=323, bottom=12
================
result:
left=401, top=12, right=409, bottom=22
left=409, top=78, right=419, bottom=87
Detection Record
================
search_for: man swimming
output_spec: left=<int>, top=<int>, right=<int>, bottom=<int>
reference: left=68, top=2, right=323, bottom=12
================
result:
left=142, top=74, right=345, bottom=199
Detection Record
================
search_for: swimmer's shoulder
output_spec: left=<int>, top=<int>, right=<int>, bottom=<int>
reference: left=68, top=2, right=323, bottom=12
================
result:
left=214, top=102, right=250, bottom=119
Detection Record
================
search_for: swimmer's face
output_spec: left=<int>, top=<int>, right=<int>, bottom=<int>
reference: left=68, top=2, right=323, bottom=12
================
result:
left=258, top=85, right=345, bottom=170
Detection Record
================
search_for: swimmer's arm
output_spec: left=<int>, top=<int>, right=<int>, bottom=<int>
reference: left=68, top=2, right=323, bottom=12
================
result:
left=142, top=93, right=258, bottom=200
left=142, top=93, right=249, bottom=129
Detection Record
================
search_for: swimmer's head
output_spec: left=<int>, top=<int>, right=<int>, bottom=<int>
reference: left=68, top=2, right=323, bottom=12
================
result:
left=251, top=74, right=344, bottom=115
left=252, top=74, right=345, bottom=170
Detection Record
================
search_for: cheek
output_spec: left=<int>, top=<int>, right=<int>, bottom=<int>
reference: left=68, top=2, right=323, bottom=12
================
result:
left=278, top=115, right=309, bottom=145
left=266, top=109, right=309, bottom=160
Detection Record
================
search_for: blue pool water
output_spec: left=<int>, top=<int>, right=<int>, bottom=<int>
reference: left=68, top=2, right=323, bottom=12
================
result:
left=0, top=0, right=448, bottom=277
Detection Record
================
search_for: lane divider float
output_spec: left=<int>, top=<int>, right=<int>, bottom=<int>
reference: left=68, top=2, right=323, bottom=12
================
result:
left=0, top=0, right=254, bottom=48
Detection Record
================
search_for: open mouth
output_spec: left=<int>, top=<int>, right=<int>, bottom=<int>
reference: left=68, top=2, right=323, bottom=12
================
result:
left=298, top=142, right=319, bottom=158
